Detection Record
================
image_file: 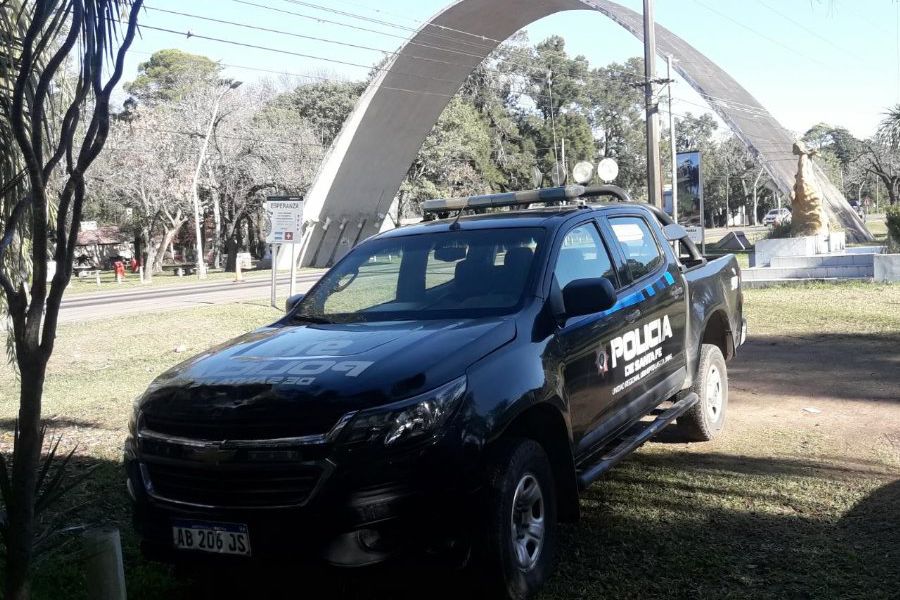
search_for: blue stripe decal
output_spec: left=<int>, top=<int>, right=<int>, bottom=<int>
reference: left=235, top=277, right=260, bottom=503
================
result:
left=589, top=271, right=674, bottom=320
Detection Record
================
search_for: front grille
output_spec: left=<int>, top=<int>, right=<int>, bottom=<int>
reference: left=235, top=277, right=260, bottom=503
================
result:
left=139, top=386, right=349, bottom=441
left=143, top=461, right=323, bottom=508
left=140, top=412, right=342, bottom=441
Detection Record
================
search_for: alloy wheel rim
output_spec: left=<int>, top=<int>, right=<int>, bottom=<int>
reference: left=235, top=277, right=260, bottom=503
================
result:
left=510, top=473, right=545, bottom=571
left=706, top=364, right=723, bottom=421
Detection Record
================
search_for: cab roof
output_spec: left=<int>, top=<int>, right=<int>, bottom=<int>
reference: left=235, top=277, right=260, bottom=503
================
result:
left=375, top=202, right=652, bottom=239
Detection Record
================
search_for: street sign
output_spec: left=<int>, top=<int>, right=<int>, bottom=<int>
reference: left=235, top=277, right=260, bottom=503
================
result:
left=264, top=196, right=304, bottom=244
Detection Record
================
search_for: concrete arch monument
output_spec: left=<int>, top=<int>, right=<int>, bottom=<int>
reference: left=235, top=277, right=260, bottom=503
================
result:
left=299, top=0, right=871, bottom=267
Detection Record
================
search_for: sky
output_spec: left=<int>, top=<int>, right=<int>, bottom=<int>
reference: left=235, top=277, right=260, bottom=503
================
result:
left=118, top=0, right=900, bottom=140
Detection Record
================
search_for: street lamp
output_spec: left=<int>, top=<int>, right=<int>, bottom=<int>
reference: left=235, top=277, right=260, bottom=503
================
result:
left=190, top=80, right=242, bottom=279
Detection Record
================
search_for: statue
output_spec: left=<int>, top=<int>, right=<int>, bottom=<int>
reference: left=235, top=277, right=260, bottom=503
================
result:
left=790, top=141, right=829, bottom=236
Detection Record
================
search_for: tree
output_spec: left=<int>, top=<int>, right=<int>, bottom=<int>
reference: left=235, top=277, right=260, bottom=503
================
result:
left=400, top=97, right=494, bottom=212
left=585, top=58, right=646, bottom=193
left=877, top=104, right=900, bottom=149
left=676, top=112, right=718, bottom=152
left=90, top=103, right=198, bottom=280
left=125, top=48, right=221, bottom=104
left=206, top=86, right=323, bottom=270
left=0, top=1, right=143, bottom=598
left=274, top=79, right=365, bottom=147
left=856, top=141, right=900, bottom=206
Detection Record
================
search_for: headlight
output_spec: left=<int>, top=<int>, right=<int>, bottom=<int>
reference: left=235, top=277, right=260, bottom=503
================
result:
left=341, top=376, right=467, bottom=447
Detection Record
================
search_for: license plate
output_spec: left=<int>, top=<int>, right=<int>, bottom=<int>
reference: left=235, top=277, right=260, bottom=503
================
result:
left=172, top=520, right=251, bottom=556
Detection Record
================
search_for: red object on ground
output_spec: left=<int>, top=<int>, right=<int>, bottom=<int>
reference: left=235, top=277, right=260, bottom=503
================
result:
left=114, top=261, right=126, bottom=279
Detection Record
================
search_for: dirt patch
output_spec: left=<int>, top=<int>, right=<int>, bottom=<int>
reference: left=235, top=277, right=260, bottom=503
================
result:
left=728, top=332, right=900, bottom=468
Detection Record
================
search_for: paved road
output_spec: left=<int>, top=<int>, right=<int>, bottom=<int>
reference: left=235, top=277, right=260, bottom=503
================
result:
left=59, top=272, right=324, bottom=323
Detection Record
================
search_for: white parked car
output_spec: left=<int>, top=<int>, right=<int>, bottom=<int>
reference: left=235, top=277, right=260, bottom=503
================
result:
left=763, top=208, right=791, bottom=226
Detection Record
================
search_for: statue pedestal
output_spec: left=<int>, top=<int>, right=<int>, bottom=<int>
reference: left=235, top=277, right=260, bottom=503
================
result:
left=754, top=232, right=845, bottom=267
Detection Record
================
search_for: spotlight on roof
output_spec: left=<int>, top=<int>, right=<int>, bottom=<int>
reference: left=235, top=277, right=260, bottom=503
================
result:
left=572, top=161, right=595, bottom=185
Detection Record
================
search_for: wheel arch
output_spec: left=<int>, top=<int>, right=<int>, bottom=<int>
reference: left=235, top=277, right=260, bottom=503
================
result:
left=495, top=401, right=580, bottom=522
left=701, top=308, right=735, bottom=361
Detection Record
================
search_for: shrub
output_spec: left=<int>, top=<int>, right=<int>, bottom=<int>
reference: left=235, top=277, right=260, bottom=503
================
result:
left=886, top=206, right=900, bottom=251
left=766, top=221, right=793, bottom=239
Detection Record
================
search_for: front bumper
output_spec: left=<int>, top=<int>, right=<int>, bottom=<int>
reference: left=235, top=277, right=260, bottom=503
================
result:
left=125, top=435, right=480, bottom=567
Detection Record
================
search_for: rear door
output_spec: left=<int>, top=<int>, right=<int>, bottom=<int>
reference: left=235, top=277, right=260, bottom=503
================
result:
left=602, top=213, right=687, bottom=416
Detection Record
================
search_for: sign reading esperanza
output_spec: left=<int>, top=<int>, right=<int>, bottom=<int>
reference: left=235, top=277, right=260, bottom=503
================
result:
left=265, top=197, right=304, bottom=244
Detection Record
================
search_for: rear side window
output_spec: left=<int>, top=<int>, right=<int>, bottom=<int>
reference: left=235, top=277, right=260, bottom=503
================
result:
left=609, top=216, right=663, bottom=281
left=553, top=223, right=616, bottom=290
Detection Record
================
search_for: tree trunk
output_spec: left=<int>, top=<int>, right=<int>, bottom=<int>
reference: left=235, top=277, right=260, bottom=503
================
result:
left=152, top=219, right=186, bottom=274
left=225, top=235, right=239, bottom=272
left=139, top=225, right=154, bottom=283
left=212, top=193, right=222, bottom=270
left=223, top=212, right=247, bottom=272
left=250, top=215, right=266, bottom=259
left=5, top=354, right=48, bottom=600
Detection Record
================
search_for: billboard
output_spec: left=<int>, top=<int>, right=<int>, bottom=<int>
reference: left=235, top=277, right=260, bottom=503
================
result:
left=670, top=151, right=704, bottom=246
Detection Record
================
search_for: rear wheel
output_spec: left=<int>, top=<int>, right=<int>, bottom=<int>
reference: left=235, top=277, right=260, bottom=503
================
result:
left=480, top=438, right=557, bottom=600
left=677, top=343, right=728, bottom=441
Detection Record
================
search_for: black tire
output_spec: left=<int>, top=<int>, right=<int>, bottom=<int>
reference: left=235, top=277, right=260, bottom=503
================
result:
left=677, top=343, right=728, bottom=441
left=480, top=438, right=557, bottom=600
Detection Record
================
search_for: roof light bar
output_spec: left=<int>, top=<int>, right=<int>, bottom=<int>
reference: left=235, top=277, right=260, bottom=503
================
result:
left=422, top=185, right=586, bottom=213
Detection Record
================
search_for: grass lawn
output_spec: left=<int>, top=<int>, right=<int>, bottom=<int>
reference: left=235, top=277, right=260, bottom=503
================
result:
left=1, top=284, right=898, bottom=598
left=64, top=267, right=274, bottom=296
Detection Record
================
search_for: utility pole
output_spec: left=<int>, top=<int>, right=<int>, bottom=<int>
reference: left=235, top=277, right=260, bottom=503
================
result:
left=190, top=80, right=242, bottom=279
left=547, top=68, right=560, bottom=171
left=666, top=54, right=677, bottom=222
left=643, top=0, right=662, bottom=208
left=561, top=138, right=567, bottom=182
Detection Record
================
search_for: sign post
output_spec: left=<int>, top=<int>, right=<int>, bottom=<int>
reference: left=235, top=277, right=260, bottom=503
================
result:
left=264, top=196, right=304, bottom=310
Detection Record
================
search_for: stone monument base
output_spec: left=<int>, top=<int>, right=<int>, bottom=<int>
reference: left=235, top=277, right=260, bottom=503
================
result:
left=753, top=232, right=846, bottom=267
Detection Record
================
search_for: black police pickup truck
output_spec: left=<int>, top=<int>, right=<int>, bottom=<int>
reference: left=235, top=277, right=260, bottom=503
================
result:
left=126, top=185, right=746, bottom=599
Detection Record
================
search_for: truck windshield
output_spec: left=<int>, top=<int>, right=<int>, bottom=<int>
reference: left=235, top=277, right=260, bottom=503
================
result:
left=294, top=227, right=545, bottom=322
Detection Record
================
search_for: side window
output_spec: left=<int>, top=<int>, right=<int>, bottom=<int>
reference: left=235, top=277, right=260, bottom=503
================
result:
left=425, top=245, right=465, bottom=290
left=609, top=216, right=664, bottom=281
left=553, top=223, right=616, bottom=291
left=324, top=248, right=400, bottom=313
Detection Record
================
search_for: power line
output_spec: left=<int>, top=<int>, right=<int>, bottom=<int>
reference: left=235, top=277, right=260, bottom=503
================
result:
left=232, top=0, right=415, bottom=44
left=753, top=0, right=865, bottom=62
left=280, top=0, right=505, bottom=49
left=690, top=0, right=830, bottom=69
left=117, top=125, right=329, bottom=149
left=231, top=0, right=501, bottom=64
left=128, top=19, right=652, bottom=107
left=144, top=6, right=486, bottom=71
left=231, top=0, right=646, bottom=85
left=125, top=20, right=465, bottom=87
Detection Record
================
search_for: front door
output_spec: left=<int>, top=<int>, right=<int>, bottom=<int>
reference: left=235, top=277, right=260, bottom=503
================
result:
left=551, top=220, right=626, bottom=458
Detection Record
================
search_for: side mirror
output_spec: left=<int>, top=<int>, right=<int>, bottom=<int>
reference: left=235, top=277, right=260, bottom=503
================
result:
left=285, top=293, right=305, bottom=312
left=662, top=223, right=688, bottom=242
left=562, top=278, right=617, bottom=318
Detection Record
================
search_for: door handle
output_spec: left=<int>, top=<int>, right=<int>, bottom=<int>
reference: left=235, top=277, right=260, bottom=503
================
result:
left=625, top=309, right=641, bottom=323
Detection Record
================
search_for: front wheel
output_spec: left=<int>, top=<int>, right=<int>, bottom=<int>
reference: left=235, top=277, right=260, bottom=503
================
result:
left=480, top=438, right=557, bottom=600
left=677, top=343, right=729, bottom=441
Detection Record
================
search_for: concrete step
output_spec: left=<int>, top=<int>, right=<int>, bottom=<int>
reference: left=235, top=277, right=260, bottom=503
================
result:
left=742, top=264, right=874, bottom=281
left=743, top=277, right=873, bottom=289
left=770, top=253, right=876, bottom=269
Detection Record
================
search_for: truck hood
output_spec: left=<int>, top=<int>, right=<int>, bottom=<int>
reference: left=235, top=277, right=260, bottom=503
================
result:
left=139, top=318, right=515, bottom=427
